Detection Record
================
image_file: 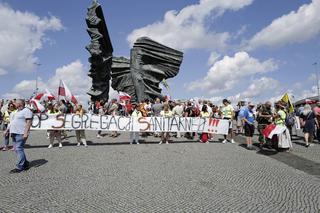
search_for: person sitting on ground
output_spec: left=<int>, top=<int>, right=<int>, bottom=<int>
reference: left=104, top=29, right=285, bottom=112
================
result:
left=159, top=104, right=173, bottom=144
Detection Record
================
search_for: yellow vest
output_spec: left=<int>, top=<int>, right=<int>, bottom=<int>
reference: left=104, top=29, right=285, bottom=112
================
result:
left=3, top=110, right=16, bottom=124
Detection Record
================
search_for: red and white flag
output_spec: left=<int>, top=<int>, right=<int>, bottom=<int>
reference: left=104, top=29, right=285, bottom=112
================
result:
left=119, top=91, right=131, bottom=101
left=58, top=80, right=78, bottom=105
left=34, top=89, right=56, bottom=101
left=262, top=124, right=287, bottom=139
left=30, top=99, right=46, bottom=113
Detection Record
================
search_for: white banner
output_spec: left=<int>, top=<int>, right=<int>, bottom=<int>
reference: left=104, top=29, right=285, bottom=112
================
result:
left=31, top=114, right=230, bottom=135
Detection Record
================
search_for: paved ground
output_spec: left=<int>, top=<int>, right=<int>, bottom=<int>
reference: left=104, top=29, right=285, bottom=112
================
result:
left=0, top=130, right=320, bottom=212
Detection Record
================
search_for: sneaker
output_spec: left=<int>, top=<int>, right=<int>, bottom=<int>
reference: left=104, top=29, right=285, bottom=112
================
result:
left=2, top=147, right=8, bottom=151
left=59, top=143, right=63, bottom=148
left=231, top=139, right=236, bottom=144
left=24, top=161, right=30, bottom=170
left=199, top=140, right=203, bottom=143
left=77, top=143, right=81, bottom=147
left=205, top=141, right=210, bottom=144
left=222, top=139, right=227, bottom=144
left=159, top=141, right=163, bottom=145
left=130, top=142, right=133, bottom=145
left=48, top=144, right=53, bottom=149
left=166, top=141, right=169, bottom=144
left=96, top=134, right=102, bottom=139
left=10, top=147, right=15, bottom=151
left=136, top=141, right=140, bottom=145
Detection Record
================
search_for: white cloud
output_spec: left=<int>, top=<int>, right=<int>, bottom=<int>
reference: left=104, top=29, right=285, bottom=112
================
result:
left=245, top=0, right=320, bottom=50
left=207, top=52, right=221, bottom=66
left=0, top=68, right=7, bottom=75
left=0, top=3, right=63, bottom=73
left=127, top=0, right=254, bottom=51
left=241, top=77, right=280, bottom=99
left=187, top=51, right=278, bottom=93
left=3, top=60, right=118, bottom=105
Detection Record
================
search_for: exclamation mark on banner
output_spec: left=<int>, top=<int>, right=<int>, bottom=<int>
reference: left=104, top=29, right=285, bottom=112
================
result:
left=208, top=118, right=220, bottom=133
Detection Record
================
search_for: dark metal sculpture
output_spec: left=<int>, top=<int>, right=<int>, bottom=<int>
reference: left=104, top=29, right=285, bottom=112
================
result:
left=86, top=0, right=113, bottom=102
left=111, top=37, right=184, bottom=103
left=86, top=1, right=183, bottom=103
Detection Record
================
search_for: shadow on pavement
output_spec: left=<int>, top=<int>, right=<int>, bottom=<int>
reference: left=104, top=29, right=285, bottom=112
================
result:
left=29, top=159, right=48, bottom=168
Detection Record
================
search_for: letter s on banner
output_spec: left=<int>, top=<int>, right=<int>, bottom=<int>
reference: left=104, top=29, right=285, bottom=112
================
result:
left=52, top=114, right=65, bottom=129
left=138, top=117, right=150, bottom=131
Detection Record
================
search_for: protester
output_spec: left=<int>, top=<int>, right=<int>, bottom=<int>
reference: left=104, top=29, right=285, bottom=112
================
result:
left=151, top=98, right=163, bottom=137
left=235, top=101, right=246, bottom=134
left=47, top=104, right=63, bottom=149
left=184, top=101, right=197, bottom=139
left=242, top=103, right=255, bottom=150
left=152, top=98, right=163, bottom=117
left=274, top=102, right=287, bottom=126
left=257, top=101, right=273, bottom=148
left=130, top=103, right=142, bottom=144
left=108, top=99, right=119, bottom=138
left=200, top=105, right=210, bottom=143
left=4, top=99, right=33, bottom=173
left=2, top=103, right=16, bottom=151
left=221, top=99, right=235, bottom=144
left=96, top=103, right=105, bottom=138
left=75, top=104, right=88, bottom=147
left=172, top=101, right=184, bottom=138
left=159, top=104, right=173, bottom=144
left=300, top=104, right=316, bottom=147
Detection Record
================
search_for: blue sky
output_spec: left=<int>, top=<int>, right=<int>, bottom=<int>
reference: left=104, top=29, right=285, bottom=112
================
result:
left=0, top=0, right=319, bottom=104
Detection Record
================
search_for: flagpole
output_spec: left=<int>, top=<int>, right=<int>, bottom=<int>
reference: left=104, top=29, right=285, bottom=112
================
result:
left=314, top=62, right=320, bottom=102
left=58, top=79, right=61, bottom=102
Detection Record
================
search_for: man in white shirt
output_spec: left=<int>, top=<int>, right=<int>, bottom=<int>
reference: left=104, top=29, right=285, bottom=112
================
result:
left=4, top=99, right=33, bottom=173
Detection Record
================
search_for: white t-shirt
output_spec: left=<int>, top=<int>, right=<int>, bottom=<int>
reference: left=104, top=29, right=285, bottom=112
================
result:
left=172, top=105, right=184, bottom=116
left=9, top=108, right=33, bottom=134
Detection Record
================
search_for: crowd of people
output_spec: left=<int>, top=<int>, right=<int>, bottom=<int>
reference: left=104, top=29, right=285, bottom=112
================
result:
left=0, top=96, right=319, bottom=173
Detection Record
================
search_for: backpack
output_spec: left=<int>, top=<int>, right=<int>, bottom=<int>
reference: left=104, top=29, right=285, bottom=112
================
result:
left=285, top=113, right=295, bottom=127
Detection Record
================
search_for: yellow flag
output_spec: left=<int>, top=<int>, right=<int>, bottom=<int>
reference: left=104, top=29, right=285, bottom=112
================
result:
left=281, top=93, right=294, bottom=113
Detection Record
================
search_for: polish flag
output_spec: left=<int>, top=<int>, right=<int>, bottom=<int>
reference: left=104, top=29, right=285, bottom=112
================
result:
left=262, top=124, right=287, bottom=139
left=44, top=89, right=55, bottom=101
left=34, top=89, right=56, bottom=101
left=58, top=80, right=78, bottom=105
left=30, top=99, right=46, bottom=113
left=119, top=91, right=131, bottom=101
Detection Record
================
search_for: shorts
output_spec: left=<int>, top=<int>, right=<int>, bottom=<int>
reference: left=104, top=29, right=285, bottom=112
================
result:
left=244, top=123, right=255, bottom=137
left=237, top=117, right=243, bottom=127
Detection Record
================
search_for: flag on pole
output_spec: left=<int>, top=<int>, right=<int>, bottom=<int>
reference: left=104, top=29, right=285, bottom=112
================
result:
left=44, top=89, right=56, bottom=101
left=34, top=89, right=56, bottom=101
left=281, top=93, right=294, bottom=113
left=58, top=80, right=78, bottom=105
left=119, top=91, right=131, bottom=101
left=30, top=98, right=46, bottom=113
